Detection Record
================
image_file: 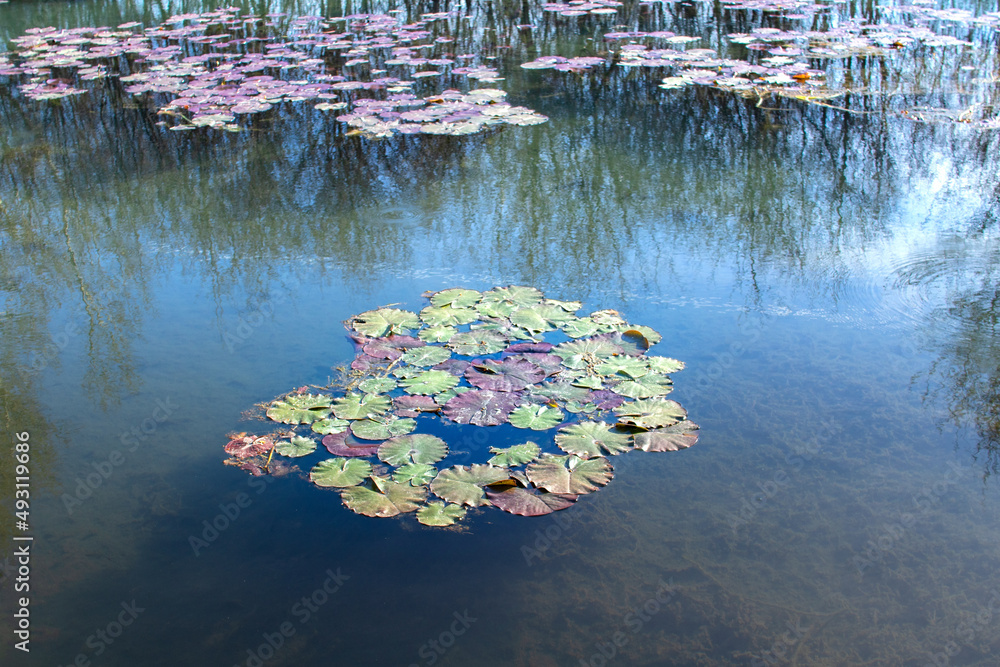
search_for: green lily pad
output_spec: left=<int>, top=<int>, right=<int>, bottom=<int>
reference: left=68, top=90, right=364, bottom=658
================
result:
left=310, top=457, right=372, bottom=487
left=419, top=325, right=457, bottom=343
left=595, top=357, right=649, bottom=379
left=351, top=308, right=420, bottom=337
left=560, top=317, right=603, bottom=338
left=510, top=306, right=557, bottom=333
left=400, top=369, right=460, bottom=395
left=275, top=435, right=317, bottom=457
left=401, top=346, right=452, bottom=367
left=332, top=393, right=392, bottom=420
left=434, top=385, right=471, bottom=404
left=266, top=394, right=333, bottom=424
left=554, top=421, right=633, bottom=458
left=393, top=463, right=439, bottom=486
left=431, top=464, right=510, bottom=506
left=508, top=404, right=565, bottom=430
left=590, top=309, right=627, bottom=326
left=542, top=298, right=582, bottom=313
left=529, top=381, right=593, bottom=403
left=311, top=417, right=350, bottom=435
left=618, top=324, right=662, bottom=346
left=340, top=477, right=427, bottom=517
left=553, top=338, right=624, bottom=369
left=527, top=454, right=614, bottom=494
left=565, top=400, right=598, bottom=414
left=488, top=441, right=541, bottom=467
left=350, top=416, right=417, bottom=441
left=358, top=377, right=398, bottom=394
left=416, top=501, right=467, bottom=526
left=447, top=330, right=509, bottom=355
left=378, top=434, right=448, bottom=466
left=612, top=374, right=674, bottom=399
left=647, top=356, right=685, bottom=373
left=615, top=398, right=687, bottom=429
left=633, top=420, right=700, bottom=452
left=420, top=305, right=479, bottom=327
left=480, top=285, right=543, bottom=310
left=571, top=375, right=605, bottom=390
left=430, top=288, right=481, bottom=309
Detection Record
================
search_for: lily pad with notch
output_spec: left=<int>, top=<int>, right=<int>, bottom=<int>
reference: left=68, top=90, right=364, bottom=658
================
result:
left=430, top=464, right=510, bottom=506
left=310, top=457, right=372, bottom=488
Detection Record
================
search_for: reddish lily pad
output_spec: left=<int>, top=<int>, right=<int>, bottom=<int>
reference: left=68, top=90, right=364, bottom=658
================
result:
left=442, top=389, right=522, bottom=426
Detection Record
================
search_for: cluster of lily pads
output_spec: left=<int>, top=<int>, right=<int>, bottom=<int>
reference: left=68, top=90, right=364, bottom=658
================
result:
left=523, top=20, right=973, bottom=102
left=0, top=9, right=547, bottom=135
left=223, top=287, right=698, bottom=527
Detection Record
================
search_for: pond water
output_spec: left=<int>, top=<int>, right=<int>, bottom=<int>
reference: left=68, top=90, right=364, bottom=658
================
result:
left=2, top=0, right=1000, bottom=665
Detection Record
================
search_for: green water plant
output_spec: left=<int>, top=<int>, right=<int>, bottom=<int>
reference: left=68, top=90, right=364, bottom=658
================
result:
left=223, top=286, right=699, bottom=527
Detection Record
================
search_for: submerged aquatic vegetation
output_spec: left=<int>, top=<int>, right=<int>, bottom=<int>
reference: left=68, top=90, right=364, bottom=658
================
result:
left=222, top=287, right=699, bottom=527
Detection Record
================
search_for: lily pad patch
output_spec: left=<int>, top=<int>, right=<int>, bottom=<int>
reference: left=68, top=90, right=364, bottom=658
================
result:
left=223, top=286, right=697, bottom=526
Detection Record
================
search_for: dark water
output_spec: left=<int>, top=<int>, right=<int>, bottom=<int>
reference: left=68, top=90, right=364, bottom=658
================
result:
left=2, top=0, right=1000, bottom=665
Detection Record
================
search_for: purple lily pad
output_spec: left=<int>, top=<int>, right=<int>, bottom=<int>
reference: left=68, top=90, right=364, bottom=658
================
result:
left=465, top=358, right=546, bottom=392
left=442, top=389, right=522, bottom=426
left=224, top=434, right=275, bottom=459
left=393, top=394, right=440, bottom=417
left=432, top=358, right=471, bottom=376
left=485, top=486, right=578, bottom=516
left=322, top=432, right=381, bottom=457
left=589, top=390, right=627, bottom=411
left=504, top=341, right=554, bottom=354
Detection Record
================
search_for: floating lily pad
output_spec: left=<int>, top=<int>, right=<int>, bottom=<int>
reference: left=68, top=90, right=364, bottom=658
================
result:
left=416, top=501, right=467, bottom=526
left=311, top=417, right=350, bottom=435
left=357, top=377, right=398, bottom=394
left=488, top=441, right=542, bottom=466
left=322, top=432, right=381, bottom=457
left=431, top=464, right=509, bottom=506
left=560, top=317, right=604, bottom=338
left=430, top=288, right=481, bottom=309
left=332, top=393, right=392, bottom=420
left=554, top=421, right=634, bottom=457
left=393, top=394, right=440, bottom=417
left=442, top=389, right=522, bottom=426
left=633, top=420, right=700, bottom=452
left=595, top=357, right=649, bottom=379
left=224, top=434, right=274, bottom=459
left=393, top=463, right=439, bottom=486
left=341, top=477, right=427, bottom=517
left=400, top=369, right=460, bottom=395
left=351, top=308, right=420, bottom=337
left=480, top=285, right=543, bottom=310
left=350, top=416, right=417, bottom=440
left=612, top=374, right=674, bottom=399
left=553, top=338, right=624, bottom=369
left=266, top=394, right=333, bottom=424
left=275, top=435, right=317, bottom=457
left=485, top=486, right=577, bottom=516
left=378, top=434, right=448, bottom=466
left=510, top=306, right=557, bottom=333
left=615, top=398, right=687, bottom=429
left=508, top=404, right=565, bottom=430
left=419, top=325, right=457, bottom=343
left=401, top=346, right=452, bottom=367
left=527, top=454, right=614, bottom=494
left=465, top=358, right=546, bottom=391
left=420, top=305, right=479, bottom=327
left=310, top=458, right=372, bottom=487
left=447, top=330, right=508, bottom=355
left=647, top=356, right=685, bottom=373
